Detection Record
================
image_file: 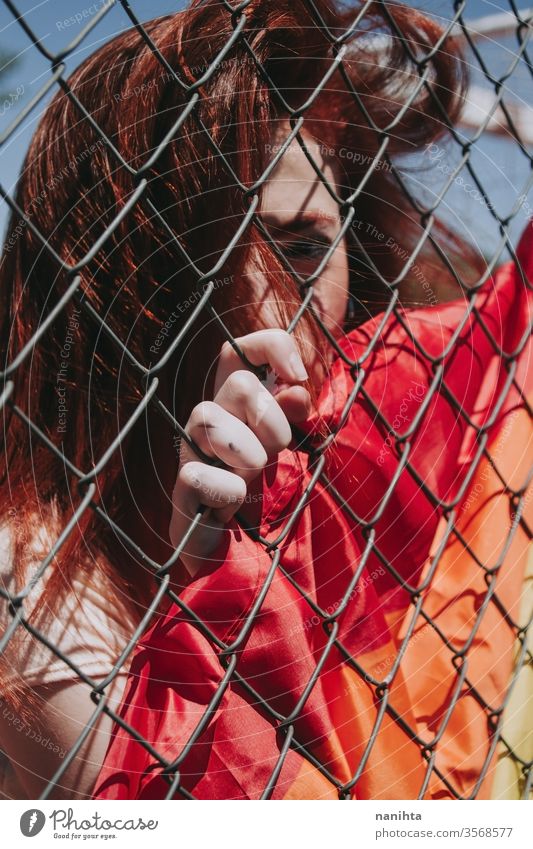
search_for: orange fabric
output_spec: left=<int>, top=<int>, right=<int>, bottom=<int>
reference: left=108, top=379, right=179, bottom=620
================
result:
left=491, top=544, right=533, bottom=799
left=94, top=222, right=532, bottom=800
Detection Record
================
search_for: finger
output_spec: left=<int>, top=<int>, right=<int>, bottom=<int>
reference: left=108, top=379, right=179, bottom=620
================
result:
left=214, top=329, right=308, bottom=395
left=170, top=461, right=246, bottom=548
left=213, top=369, right=293, bottom=456
left=183, top=400, right=268, bottom=479
left=272, top=384, right=312, bottom=423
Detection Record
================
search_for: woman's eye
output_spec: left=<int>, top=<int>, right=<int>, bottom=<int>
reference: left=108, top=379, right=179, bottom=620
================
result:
left=283, top=238, right=331, bottom=261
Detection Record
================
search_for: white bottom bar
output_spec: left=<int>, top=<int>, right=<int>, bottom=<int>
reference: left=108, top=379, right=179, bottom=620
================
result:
left=2, top=799, right=531, bottom=848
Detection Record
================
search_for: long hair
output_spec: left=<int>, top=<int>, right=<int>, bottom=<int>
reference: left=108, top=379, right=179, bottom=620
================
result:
left=0, top=0, right=478, bottom=712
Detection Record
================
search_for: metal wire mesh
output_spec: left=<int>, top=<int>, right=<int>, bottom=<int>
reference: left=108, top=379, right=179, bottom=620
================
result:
left=0, top=0, right=531, bottom=800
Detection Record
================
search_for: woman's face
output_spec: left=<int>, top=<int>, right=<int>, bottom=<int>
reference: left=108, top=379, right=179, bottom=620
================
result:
left=256, top=125, right=350, bottom=348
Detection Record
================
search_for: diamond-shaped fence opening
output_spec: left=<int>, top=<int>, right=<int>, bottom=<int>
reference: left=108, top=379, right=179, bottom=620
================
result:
left=0, top=0, right=531, bottom=801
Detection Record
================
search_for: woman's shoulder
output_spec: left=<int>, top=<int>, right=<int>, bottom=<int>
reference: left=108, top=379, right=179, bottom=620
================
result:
left=0, top=511, right=137, bottom=689
left=0, top=520, right=13, bottom=582
left=0, top=509, right=52, bottom=582
left=0, top=506, right=73, bottom=611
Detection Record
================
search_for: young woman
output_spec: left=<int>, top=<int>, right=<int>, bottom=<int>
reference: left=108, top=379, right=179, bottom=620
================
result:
left=0, top=0, right=531, bottom=800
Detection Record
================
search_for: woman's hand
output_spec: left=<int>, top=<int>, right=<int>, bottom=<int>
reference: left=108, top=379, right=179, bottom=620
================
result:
left=169, top=329, right=311, bottom=576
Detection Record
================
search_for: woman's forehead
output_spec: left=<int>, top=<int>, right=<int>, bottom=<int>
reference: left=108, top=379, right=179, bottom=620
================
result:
left=261, top=127, right=340, bottom=220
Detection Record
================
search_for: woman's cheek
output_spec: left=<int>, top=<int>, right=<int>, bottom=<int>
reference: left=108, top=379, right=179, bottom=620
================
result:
left=313, top=249, right=350, bottom=337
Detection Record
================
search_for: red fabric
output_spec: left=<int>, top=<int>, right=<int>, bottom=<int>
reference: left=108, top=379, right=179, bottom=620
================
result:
left=94, top=222, right=532, bottom=800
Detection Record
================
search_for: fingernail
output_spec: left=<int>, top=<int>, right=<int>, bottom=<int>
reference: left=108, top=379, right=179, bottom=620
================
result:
left=254, top=390, right=273, bottom=427
left=289, top=351, right=308, bottom=382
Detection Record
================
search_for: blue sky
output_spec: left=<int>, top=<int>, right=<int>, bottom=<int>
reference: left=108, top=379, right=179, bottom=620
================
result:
left=0, top=0, right=532, bottom=257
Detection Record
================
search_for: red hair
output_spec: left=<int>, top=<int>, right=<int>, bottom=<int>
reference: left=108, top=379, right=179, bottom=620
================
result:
left=0, top=0, right=478, bottom=712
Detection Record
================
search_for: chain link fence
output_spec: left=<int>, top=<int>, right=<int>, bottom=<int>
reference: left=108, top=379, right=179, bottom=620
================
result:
left=0, top=0, right=532, bottom=800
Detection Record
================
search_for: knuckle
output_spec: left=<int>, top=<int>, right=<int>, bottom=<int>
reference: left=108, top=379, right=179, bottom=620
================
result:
left=233, top=478, right=248, bottom=504
left=178, top=461, right=204, bottom=491
left=232, top=476, right=247, bottom=502
left=220, top=340, right=234, bottom=360
left=263, top=403, right=292, bottom=451
left=274, top=420, right=292, bottom=451
left=244, top=450, right=268, bottom=473
left=188, top=400, right=218, bottom=431
left=268, top=327, right=292, bottom=349
left=226, top=369, right=258, bottom=400
left=272, top=327, right=291, bottom=342
left=282, top=420, right=293, bottom=447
